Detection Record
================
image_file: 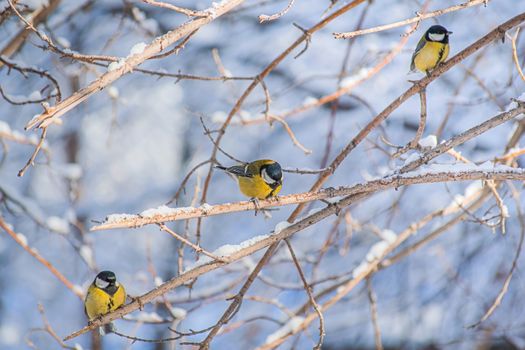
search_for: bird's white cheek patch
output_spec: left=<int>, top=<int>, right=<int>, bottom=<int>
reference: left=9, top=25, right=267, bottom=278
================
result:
left=95, top=278, right=110, bottom=289
left=429, top=33, right=445, bottom=41
left=261, top=169, right=276, bottom=184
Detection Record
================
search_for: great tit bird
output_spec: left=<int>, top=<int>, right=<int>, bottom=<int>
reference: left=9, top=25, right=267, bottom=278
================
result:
left=84, top=271, right=126, bottom=335
left=410, top=25, right=452, bottom=76
left=216, top=159, right=283, bottom=200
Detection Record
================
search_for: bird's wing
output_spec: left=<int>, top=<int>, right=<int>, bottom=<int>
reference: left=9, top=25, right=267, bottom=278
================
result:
left=226, top=165, right=252, bottom=178
left=84, top=287, right=92, bottom=317
left=410, top=35, right=427, bottom=71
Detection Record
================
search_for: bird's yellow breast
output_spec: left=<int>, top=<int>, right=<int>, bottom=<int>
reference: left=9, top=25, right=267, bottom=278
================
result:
left=85, top=284, right=126, bottom=320
left=414, top=41, right=449, bottom=73
left=238, top=175, right=281, bottom=199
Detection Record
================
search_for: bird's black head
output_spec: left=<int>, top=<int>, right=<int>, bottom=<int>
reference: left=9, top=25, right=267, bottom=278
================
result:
left=95, top=271, right=117, bottom=289
left=425, top=25, right=452, bottom=43
left=261, top=162, right=283, bottom=186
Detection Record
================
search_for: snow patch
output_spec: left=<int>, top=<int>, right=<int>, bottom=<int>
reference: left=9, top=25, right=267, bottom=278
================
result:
left=46, top=216, right=69, bottom=234
left=352, top=261, right=369, bottom=278
left=418, top=135, right=437, bottom=148
left=135, top=311, right=163, bottom=322
left=340, top=68, right=370, bottom=87
left=140, top=205, right=176, bottom=217
left=129, top=42, right=147, bottom=56
left=154, top=276, right=163, bottom=287
left=265, top=317, right=304, bottom=344
left=185, top=235, right=269, bottom=271
left=380, top=229, right=397, bottom=244
left=79, top=245, right=95, bottom=268
left=171, top=307, right=187, bottom=319
left=105, top=213, right=137, bottom=224
left=274, top=221, right=291, bottom=233
left=366, top=241, right=390, bottom=262
left=16, top=233, right=28, bottom=246
left=107, top=59, right=125, bottom=72
left=107, top=86, right=119, bottom=99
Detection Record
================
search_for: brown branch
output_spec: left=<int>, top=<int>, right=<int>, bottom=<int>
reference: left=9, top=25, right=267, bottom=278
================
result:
left=411, top=88, right=428, bottom=148
left=400, top=101, right=525, bottom=173
left=65, top=168, right=525, bottom=341
left=259, top=0, right=296, bottom=23
left=141, top=0, right=210, bottom=17
left=507, top=27, right=525, bottom=82
left=0, top=0, right=61, bottom=63
left=333, top=0, right=488, bottom=39
left=0, top=216, right=83, bottom=299
left=268, top=115, right=312, bottom=154
left=92, top=168, right=525, bottom=231
left=288, top=12, right=525, bottom=222
left=197, top=244, right=280, bottom=349
left=158, top=223, right=230, bottom=263
left=285, top=239, right=325, bottom=350
left=392, top=88, right=428, bottom=158
left=366, top=278, right=383, bottom=350
left=241, top=35, right=408, bottom=126
left=17, top=127, right=48, bottom=177
left=100, top=97, right=524, bottom=229
left=467, top=182, right=525, bottom=328
left=0, top=56, right=62, bottom=103
left=24, top=0, right=244, bottom=131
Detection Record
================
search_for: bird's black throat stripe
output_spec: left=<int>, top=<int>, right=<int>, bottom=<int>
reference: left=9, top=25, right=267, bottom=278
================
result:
left=437, top=45, right=446, bottom=66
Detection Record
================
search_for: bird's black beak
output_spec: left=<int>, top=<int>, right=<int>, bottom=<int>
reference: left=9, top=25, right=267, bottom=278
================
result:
left=447, top=31, right=453, bottom=34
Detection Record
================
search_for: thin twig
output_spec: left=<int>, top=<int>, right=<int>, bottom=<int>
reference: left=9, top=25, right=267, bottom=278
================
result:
left=93, top=168, right=525, bottom=230
left=0, top=217, right=83, bottom=299
left=18, top=127, right=48, bottom=177
left=285, top=239, right=325, bottom=350
left=141, top=0, right=210, bottom=17
left=467, top=182, right=525, bottom=328
left=366, top=278, right=383, bottom=350
left=333, top=0, right=488, bottom=39
left=259, top=0, right=296, bottom=23
left=158, top=223, right=230, bottom=263
left=506, top=27, right=525, bottom=82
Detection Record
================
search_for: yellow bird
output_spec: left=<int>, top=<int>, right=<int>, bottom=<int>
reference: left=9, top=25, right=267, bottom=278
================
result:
left=84, top=271, right=126, bottom=335
left=216, top=159, right=283, bottom=200
left=410, top=25, right=452, bottom=76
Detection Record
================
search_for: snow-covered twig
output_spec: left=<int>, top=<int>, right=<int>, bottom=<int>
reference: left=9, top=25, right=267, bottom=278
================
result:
left=92, top=167, right=525, bottom=231
left=400, top=102, right=525, bottom=173
left=24, top=0, right=245, bottom=131
left=334, top=0, right=488, bottom=39
left=64, top=167, right=525, bottom=341
left=288, top=13, right=525, bottom=223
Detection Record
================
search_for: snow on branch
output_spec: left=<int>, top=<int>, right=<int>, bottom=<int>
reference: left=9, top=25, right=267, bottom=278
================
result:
left=24, top=0, right=244, bottom=131
left=92, top=166, right=525, bottom=231
left=67, top=166, right=525, bottom=342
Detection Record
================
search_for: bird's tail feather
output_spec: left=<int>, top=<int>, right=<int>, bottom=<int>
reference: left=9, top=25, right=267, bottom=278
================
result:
left=99, top=322, right=116, bottom=336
